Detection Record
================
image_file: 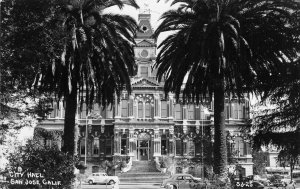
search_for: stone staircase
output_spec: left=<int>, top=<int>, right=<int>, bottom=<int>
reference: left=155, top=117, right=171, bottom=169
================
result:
left=117, top=161, right=169, bottom=184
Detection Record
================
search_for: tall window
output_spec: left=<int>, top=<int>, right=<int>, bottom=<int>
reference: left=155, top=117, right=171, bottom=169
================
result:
left=138, top=102, right=143, bottom=118
left=105, top=138, right=112, bottom=155
left=93, top=138, right=99, bottom=155
left=140, top=67, right=148, bottom=77
left=80, top=103, right=87, bottom=119
left=145, top=103, right=151, bottom=118
left=234, top=137, right=245, bottom=156
left=161, top=135, right=168, bottom=155
left=121, top=134, right=128, bottom=155
left=187, top=105, right=195, bottom=120
left=161, top=101, right=168, bottom=118
left=80, top=139, right=85, bottom=156
left=231, top=103, right=245, bottom=119
left=187, top=139, right=195, bottom=156
left=225, top=103, right=230, bottom=119
left=174, top=104, right=182, bottom=120
left=175, top=139, right=183, bottom=156
left=236, top=103, right=246, bottom=119
left=121, top=100, right=128, bottom=117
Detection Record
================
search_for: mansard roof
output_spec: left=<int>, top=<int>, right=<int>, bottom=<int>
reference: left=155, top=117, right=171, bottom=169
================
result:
left=131, top=77, right=161, bottom=88
left=136, top=39, right=156, bottom=47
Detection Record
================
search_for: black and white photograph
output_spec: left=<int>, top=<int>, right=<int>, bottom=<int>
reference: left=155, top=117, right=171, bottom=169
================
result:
left=0, top=0, right=299, bottom=188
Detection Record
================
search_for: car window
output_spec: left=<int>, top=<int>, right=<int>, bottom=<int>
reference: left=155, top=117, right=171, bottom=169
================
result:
left=184, top=176, right=192, bottom=180
left=176, top=176, right=184, bottom=180
left=95, top=174, right=99, bottom=176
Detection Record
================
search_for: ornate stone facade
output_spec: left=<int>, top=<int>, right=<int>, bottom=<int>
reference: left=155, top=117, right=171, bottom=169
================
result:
left=37, top=11, right=253, bottom=177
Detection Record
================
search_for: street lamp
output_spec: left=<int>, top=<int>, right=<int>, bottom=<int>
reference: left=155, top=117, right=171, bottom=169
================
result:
left=85, top=116, right=91, bottom=166
left=201, top=106, right=211, bottom=179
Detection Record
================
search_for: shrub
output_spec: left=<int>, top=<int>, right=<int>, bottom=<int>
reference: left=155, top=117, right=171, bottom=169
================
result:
left=7, top=139, right=78, bottom=189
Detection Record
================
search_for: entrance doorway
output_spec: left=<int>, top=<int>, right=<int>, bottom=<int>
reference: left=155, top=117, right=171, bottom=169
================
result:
left=137, top=140, right=150, bottom=161
left=137, top=132, right=151, bottom=161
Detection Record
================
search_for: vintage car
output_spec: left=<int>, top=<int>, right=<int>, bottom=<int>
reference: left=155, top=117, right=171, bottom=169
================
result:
left=161, top=174, right=203, bottom=189
left=251, top=181, right=265, bottom=189
left=86, top=172, right=119, bottom=185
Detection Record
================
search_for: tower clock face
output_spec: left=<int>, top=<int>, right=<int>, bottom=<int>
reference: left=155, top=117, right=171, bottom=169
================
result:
left=140, top=49, right=149, bottom=58
left=141, top=25, right=148, bottom=33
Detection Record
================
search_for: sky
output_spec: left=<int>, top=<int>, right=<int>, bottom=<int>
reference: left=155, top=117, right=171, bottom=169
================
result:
left=105, top=0, right=174, bottom=29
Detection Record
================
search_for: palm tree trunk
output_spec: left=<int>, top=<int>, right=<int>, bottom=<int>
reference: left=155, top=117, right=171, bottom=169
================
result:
left=213, top=75, right=227, bottom=176
left=62, top=83, right=78, bottom=155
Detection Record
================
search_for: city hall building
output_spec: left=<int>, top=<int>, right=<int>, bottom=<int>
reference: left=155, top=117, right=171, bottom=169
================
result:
left=36, top=11, right=253, bottom=177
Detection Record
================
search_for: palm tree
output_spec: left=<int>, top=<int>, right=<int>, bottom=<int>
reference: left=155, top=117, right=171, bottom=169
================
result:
left=153, top=0, right=299, bottom=176
left=33, top=0, right=139, bottom=155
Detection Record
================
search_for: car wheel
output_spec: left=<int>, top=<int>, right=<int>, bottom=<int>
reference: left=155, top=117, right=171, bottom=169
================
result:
left=109, top=180, right=115, bottom=185
left=88, top=180, right=93, bottom=185
left=172, top=185, right=177, bottom=189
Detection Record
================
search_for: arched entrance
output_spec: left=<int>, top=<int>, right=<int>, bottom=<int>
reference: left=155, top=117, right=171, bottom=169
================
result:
left=137, top=132, right=151, bottom=161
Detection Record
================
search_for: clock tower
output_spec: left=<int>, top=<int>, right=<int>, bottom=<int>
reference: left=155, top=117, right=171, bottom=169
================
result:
left=134, top=10, right=156, bottom=78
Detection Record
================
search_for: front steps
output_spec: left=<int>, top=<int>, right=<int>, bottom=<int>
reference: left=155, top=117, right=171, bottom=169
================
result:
left=117, top=161, right=169, bottom=184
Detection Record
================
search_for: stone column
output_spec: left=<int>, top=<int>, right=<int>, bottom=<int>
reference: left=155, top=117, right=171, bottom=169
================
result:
left=143, top=101, right=146, bottom=119
left=168, top=94, right=174, bottom=119
left=153, top=126, right=161, bottom=157
left=128, top=127, right=135, bottom=156
left=183, top=138, right=188, bottom=156
left=133, top=97, right=137, bottom=118
left=158, top=98, right=162, bottom=118
left=114, top=126, right=120, bottom=155
left=129, top=94, right=134, bottom=119
left=169, top=126, right=174, bottom=156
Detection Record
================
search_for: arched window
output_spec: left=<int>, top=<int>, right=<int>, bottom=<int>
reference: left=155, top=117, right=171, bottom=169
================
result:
left=138, top=102, right=143, bottom=118
left=93, top=137, right=99, bottom=156
left=145, top=102, right=151, bottom=118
